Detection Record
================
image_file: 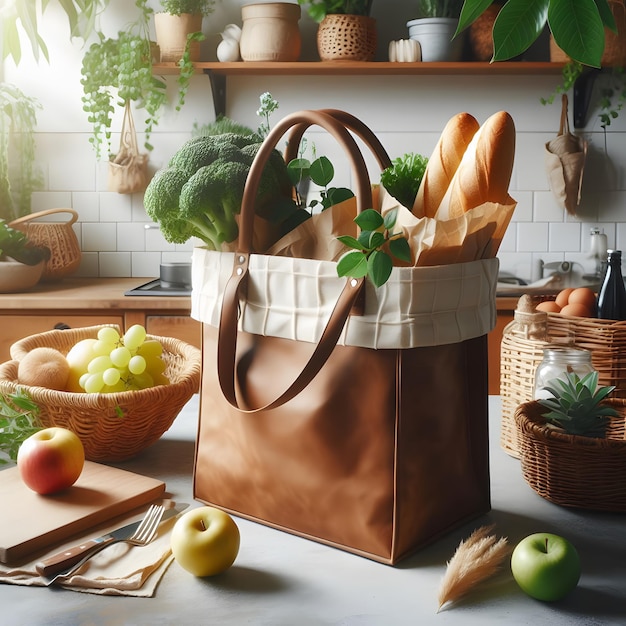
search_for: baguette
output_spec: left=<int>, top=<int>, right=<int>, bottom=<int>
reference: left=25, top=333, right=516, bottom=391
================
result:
left=413, top=112, right=479, bottom=218
left=436, top=111, right=516, bottom=220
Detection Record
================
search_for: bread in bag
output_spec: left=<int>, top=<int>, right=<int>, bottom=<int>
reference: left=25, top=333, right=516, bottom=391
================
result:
left=413, top=112, right=480, bottom=218
left=436, top=110, right=516, bottom=220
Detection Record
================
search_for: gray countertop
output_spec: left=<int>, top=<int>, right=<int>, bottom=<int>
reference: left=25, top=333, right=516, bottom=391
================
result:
left=2, top=395, right=625, bottom=625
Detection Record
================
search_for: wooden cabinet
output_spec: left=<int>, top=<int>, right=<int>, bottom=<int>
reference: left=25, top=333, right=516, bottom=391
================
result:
left=0, top=278, right=200, bottom=363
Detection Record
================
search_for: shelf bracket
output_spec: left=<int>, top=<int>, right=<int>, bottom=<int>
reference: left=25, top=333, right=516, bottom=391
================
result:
left=573, top=68, right=600, bottom=128
left=203, top=69, right=226, bottom=118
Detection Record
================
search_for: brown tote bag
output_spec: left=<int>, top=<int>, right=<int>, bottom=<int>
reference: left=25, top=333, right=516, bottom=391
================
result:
left=192, top=110, right=493, bottom=565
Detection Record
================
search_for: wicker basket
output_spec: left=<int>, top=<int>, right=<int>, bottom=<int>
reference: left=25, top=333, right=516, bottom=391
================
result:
left=0, top=325, right=201, bottom=462
left=501, top=311, right=626, bottom=457
left=9, top=209, right=82, bottom=281
left=317, top=14, right=377, bottom=62
left=514, top=400, right=626, bottom=512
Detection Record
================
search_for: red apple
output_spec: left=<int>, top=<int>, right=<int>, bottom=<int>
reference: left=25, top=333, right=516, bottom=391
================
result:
left=170, top=506, right=240, bottom=577
left=17, top=427, right=85, bottom=495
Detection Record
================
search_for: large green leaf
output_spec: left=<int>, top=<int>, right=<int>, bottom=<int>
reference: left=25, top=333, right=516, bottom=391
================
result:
left=456, top=0, right=495, bottom=34
left=548, top=0, right=605, bottom=67
left=491, top=0, right=549, bottom=62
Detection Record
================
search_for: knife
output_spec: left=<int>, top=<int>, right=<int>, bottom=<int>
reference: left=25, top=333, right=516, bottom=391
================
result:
left=35, top=501, right=188, bottom=577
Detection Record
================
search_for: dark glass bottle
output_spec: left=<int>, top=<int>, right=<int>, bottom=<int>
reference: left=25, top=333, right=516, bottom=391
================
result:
left=597, top=250, right=626, bottom=320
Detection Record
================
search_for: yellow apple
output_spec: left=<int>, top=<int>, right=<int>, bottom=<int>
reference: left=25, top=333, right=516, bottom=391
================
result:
left=170, top=506, right=240, bottom=577
left=17, top=427, right=85, bottom=494
left=65, top=338, right=97, bottom=392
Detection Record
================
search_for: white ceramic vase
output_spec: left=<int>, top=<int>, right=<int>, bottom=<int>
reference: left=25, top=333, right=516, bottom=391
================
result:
left=406, top=17, right=464, bottom=62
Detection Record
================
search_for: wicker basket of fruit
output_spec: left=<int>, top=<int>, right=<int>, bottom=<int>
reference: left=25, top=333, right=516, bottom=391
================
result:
left=514, top=372, right=626, bottom=512
left=0, top=325, right=201, bottom=462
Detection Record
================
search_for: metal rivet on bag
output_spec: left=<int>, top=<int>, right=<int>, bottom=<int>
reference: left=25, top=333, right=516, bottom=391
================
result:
left=238, top=255, right=245, bottom=264
left=350, top=279, right=358, bottom=287
left=236, top=267, right=243, bottom=276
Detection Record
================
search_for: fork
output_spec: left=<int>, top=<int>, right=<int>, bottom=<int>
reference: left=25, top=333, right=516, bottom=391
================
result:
left=45, top=504, right=165, bottom=585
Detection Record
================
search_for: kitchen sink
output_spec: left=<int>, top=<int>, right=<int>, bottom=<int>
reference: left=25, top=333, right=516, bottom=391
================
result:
left=125, top=262, right=192, bottom=297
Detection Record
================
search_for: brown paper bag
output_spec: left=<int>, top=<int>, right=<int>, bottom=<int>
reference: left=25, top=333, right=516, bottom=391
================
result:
left=545, top=94, right=587, bottom=215
left=108, top=102, right=149, bottom=195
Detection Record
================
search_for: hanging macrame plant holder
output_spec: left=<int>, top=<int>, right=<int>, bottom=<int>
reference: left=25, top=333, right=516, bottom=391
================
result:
left=108, top=101, right=149, bottom=194
left=544, top=94, right=587, bottom=215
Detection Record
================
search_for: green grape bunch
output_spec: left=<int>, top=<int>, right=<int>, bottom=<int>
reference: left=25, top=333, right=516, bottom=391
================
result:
left=78, top=325, right=169, bottom=394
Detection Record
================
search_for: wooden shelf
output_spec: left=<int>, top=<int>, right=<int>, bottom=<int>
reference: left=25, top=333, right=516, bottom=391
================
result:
left=153, top=61, right=565, bottom=117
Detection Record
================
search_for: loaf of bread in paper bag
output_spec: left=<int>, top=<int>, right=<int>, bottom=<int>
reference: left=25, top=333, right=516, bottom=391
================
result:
left=435, top=110, right=516, bottom=220
left=413, top=112, right=479, bottom=218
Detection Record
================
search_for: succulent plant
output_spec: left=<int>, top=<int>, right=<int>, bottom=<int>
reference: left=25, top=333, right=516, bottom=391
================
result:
left=538, top=370, right=619, bottom=438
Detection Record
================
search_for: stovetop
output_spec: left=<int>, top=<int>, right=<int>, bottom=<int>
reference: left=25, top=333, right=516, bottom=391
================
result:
left=124, top=279, right=192, bottom=297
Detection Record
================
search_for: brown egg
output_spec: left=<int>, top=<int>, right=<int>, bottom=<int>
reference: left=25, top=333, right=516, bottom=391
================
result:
left=536, top=300, right=561, bottom=313
left=560, top=303, right=592, bottom=317
left=568, top=287, right=597, bottom=312
left=555, top=288, right=574, bottom=309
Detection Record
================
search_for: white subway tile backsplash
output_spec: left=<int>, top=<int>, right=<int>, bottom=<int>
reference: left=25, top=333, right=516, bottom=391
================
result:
left=82, top=222, right=117, bottom=252
left=131, top=252, right=162, bottom=277
left=517, top=222, right=549, bottom=252
left=72, top=192, right=100, bottom=222
left=117, top=222, right=147, bottom=252
left=99, top=252, right=131, bottom=277
left=549, top=222, right=581, bottom=251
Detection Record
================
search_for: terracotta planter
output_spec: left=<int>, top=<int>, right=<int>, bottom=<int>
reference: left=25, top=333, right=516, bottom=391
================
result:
left=154, top=12, right=203, bottom=62
left=239, top=2, right=301, bottom=62
left=317, top=14, right=376, bottom=62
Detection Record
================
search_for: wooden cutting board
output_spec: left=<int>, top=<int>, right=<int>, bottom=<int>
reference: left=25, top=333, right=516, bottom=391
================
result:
left=0, top=461, right=165, bottom=565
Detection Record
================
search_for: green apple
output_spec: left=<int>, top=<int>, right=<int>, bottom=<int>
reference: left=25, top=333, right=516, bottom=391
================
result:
left=511, top=532, right=581, bottom=601
left=170, top=506, right=240, bottom=577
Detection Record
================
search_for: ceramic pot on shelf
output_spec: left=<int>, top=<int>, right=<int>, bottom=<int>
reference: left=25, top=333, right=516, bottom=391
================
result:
left=154, top=12, right=203, bottom=62
left=239, top=3, right=301, bottom=62
left=407, top=17, right=464, bottom=62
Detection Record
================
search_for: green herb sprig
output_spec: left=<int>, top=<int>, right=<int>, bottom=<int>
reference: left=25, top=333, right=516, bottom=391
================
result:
left=337, top=207, right=411, bottom=287
left=0, top=390, right=42, bottom=465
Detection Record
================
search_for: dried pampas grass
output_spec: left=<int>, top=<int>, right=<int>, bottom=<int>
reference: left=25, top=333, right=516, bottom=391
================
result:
left=437, top=525, right=510, bottom=612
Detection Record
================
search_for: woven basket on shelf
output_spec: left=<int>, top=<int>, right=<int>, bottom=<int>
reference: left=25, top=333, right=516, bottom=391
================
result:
left=9, top=208, right=82, bottom=281
left=317, top=14, right=377, bottom=62
left=0, top=325, right=201, bottom=462
left=501, top=311, right=626, bottom=457
left=514, top=399, right=626, bottom=512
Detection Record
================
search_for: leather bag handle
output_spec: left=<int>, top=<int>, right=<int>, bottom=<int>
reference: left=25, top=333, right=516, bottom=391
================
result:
left=217, top=109, right=391, bottom=413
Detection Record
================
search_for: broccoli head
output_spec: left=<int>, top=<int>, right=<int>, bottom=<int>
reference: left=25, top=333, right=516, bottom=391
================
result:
left=144, top=132, right=299, bottom=250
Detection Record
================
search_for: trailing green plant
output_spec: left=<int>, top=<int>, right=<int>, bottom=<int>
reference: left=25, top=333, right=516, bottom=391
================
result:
left=456, top=0, right=617, bottom=69
left=160, top=0, right=216, bottom=15
left=297, top=0, right=374, bottom=22
left=2, top=0, right=108, bottom=65
left=0, top=220, right=50, bottom=265
left=418, top=0, right=464, bottom=19
left=80, top=0, right=167, bottom=158
left=176, top=31, right=206, bottom=111
left=0, top=389, right=42, bottom=465
left=0, top=83, right=43, bottom=221
left=538, top=370, right=619, bottom=438
left=337, top=208, right=412, bottom=288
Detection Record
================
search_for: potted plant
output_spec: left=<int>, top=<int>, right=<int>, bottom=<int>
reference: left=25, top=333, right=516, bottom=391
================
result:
left=80, top=0, right=167, bottom=160
left=456, top=0, right=626, bottom=126
left=0, top=84, right=42, bottom=222
left=298, top=1, right=376, bottom=61
left=407, top=1, right=465, bottom=62
left=155, top=0, right=216, bottom=63
left=0, top=220, right=50, bottom=293
left=514, top=371, right=626, bottom=511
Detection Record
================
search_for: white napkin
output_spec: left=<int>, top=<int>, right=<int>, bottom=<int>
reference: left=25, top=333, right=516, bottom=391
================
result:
left=0, top=510, right=176, bottom=596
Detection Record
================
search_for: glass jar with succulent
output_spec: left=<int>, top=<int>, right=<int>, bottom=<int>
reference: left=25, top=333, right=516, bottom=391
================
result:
left=0, top=84, right=43, bottom=222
